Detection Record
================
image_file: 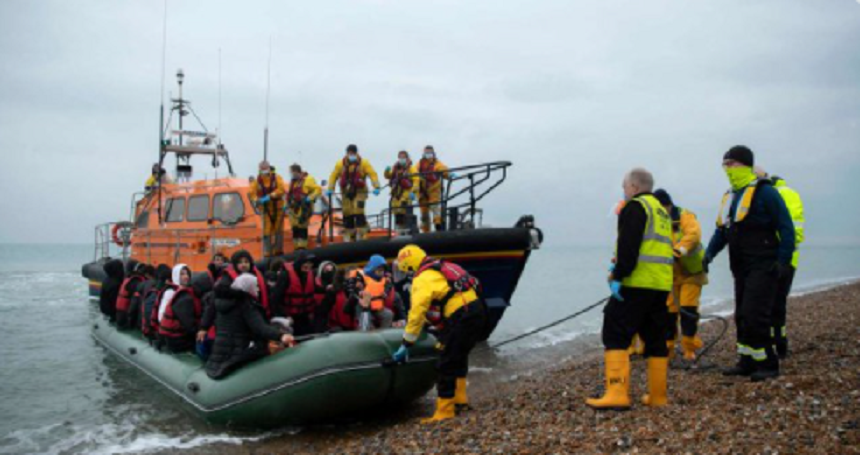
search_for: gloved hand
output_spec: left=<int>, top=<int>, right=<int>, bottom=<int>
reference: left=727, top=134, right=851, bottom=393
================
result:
left=385, top=166, right=392, bottom=174
left=257, top=195, right=271, bottom=205
left=448, top=172, right=458, bottom=179
left=608, top=263, right=616, bottom=273
left=409, top=192, right=417, bottom=202
left=303, top=196, right=311, bottom=204
left=326, top=189, right=334, bottom=198
left=392, top=344, right=410, bottom=363
left=609, top=280, right=624, bottom=301
left=373, top=188, right=381, bottom=196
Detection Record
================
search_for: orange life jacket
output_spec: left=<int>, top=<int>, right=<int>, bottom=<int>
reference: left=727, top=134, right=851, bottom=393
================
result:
left=362, top=274, right=396, bottom=312
left=157, top=287, right=201, bottom=338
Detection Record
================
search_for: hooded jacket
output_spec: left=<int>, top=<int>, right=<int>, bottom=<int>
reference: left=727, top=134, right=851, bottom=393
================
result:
left=161, top=272, right=213, bottom=353
left=158, top=264, right=188, bottom=323
left=99, top=259, right=125, bottom=321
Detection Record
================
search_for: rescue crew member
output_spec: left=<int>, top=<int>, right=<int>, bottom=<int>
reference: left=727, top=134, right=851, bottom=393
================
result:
left=384, top=151, right=419, bottom=235
left=326, top=144, right=381, bottom=242
left=159, top=272, right=213, bottom=353
left=586, top=168, right=673, bottom=411
left=145, top=163, right=174, bottom=191
left=754, top=169, right=806, bottom=359
left=249, top=160, right=287, bottom=257
left=272, top=250, right=320, bottom=336
left=286, top=164, right=322, bottom=250
left=392, top=245, right=487, bottom=423
left=653, top=189, right=709, bottom=361
left=704, top=146, right=795, bottom=382
left=417, top=146, right=451, bottom=233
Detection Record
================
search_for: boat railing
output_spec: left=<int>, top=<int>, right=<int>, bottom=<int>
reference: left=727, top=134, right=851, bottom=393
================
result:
left=319, top=161, right=511, bottom=242
left=93, top=222, right=131, bottom=262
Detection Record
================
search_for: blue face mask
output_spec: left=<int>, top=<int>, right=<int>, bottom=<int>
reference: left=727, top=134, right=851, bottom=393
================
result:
left=398, top=158, right=407, bottom=166
left=348, top=154, right=358, bottom=163
left=424, top=152, right=434, bottom=160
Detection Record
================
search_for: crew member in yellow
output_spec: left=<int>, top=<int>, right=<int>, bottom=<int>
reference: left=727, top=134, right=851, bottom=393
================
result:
left=326, top=144, right=381, bottom=242
left=249, top=161, right=287, bottom=257
left=384, top=150, right=419, bottom=236
left=391, top=245, right=487, bottom=423
left=754, top=168, right=805, bottom=358
left=145, top=163, right=174, bottom=191
left=417, top=145, right=452, bottom=233
left=586, top=168, right=673, bottom=411
left=286, top=164, right=321, bottom=251
left=653, top=189, right=709, bottom=361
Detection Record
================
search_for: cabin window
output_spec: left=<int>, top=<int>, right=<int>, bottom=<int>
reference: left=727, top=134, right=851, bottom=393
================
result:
left=135, top=210, right=150, bottom=229
left=186, top=195, right=210, bottom=222
left=214, top=192, right=244, bottom=224
left=165, top=197, right=186, bottom=223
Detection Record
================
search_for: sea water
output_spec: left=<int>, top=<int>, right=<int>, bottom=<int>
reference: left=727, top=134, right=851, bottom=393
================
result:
left=0, top=243, right=858, bottom=453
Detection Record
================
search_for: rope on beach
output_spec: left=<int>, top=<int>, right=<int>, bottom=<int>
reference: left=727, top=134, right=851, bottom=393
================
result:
left=483, top=297, right=609, bottom=351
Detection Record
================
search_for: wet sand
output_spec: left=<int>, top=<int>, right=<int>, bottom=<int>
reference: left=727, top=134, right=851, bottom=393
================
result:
left=213, top=282, right=860, bottom=454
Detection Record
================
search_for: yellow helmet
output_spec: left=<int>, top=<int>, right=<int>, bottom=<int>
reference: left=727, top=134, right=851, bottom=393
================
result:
left=396, top=244, right=427, bottom=273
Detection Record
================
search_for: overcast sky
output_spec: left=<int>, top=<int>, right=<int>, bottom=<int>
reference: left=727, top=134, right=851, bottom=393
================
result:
left=1, top=0, right=858, bottom=246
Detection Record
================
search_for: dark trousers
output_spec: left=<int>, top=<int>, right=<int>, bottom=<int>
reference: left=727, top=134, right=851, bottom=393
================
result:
left=733, top=266, right=779, bottom=369
left=666, top=307, right=701, bottom=341
left=772, top=266, right=795, bottom=357
left=602, top=287, right=670, bottom=357
left=436, top=302, right=487, bottom=398
left=291, top=313, right=315, bottom=337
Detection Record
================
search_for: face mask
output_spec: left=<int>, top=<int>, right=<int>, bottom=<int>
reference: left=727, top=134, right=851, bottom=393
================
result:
left=424, top=152, right=434, bottom=160
left=724, top=166, right=756, bottom=191
left=260, top=169, right=270, bottom=176
left=292, top=173, right=301, bottom=181
left=398, top=158, right=407, bottom=166
left=348, top=154, right=358, bottom=163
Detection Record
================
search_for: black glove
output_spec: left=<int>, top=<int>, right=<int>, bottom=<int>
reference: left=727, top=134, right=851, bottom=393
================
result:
left=773, top=262, right=792, bottom=279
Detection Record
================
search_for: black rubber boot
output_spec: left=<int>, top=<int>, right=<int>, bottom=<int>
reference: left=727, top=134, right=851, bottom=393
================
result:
left=722, top=356, right=754, bottom=377
left=750, top=347, right=780, bottom=382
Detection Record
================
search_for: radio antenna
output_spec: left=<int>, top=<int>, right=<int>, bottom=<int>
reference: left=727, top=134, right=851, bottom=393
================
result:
left=263, top=36, right=272, bottom=162
left=157, top=0, right=168, bottom=224
left=218, top=47, right=222, bottom=146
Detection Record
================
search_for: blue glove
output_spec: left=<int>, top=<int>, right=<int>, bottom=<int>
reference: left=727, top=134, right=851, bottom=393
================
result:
left=608, top=263, right=616, bottom=273
left=409, top=192, right=417, bottom=202
left=609, top=280, right=624, bottom=301
left=392, top=344, right=410, bottom=363
left=385, top=166, right=392, bottom=174
left=258, top=195, right=271, bottom=204
left=448, top=172, right=458, bottom=179
left=303, top=196, right=311, bottom=204
left=326, top=189, right=334, bottom=198
left=373, top=188, right=381, bottom=196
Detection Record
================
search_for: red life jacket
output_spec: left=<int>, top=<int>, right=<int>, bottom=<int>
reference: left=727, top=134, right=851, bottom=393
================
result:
left=390, top=163, right=413, bottom=198
left=157, top=287, right=202, bottom=338
left=328, top=292, right=356, bottom=330
left=288, top=174, right=308, bottom=205
left=116, top=275, right=144, bottom=313
left=256, top=173, right=279, bottom=197
left=339, top=157, right=366, bottom=191
left=419, top=158, right=440, bottom=184
left=415, top=259, right=480, bottom=311
left=147, top=283, right=179, bottom=336
left=282, top=262, right=317, bottom=315
left=225, top=266, right=270, bottom=318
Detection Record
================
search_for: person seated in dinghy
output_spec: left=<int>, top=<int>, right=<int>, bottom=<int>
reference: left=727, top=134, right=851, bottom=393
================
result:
left=360, top=255, right=407, bottom=329
left=272, top=251, right=322, bottom=337
left=205, top=273, right=295, bottom=380
left=157, top=269, right=214, bottom=354
left=327, top=267, right=361, bottom=332
left=99, top=258, right=125, bottom=322
left=214, top=250, right=273, bottom=322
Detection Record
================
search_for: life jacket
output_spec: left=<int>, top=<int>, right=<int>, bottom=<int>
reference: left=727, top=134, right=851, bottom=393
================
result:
left=288, top=174, right=309, bottom=206
left=362, top=274, right=396, bottom=312
left=715, top=179, right=779, bottom=254
left=116, top=275, right=144, bottom=313
left=339, top=157, right=366, bottom=192
left=328, top=292, right=356, bottom=330
left=225, top=266, right=270, bottom=318
left=618, top=194, right=674, bottom=292
left=157, top=288, right=202, bottom=338
left=390, top=163, right=413, bottom=199
left=419, top=158, right=441, bottom=185
left=146, top=283, right=178, bottom=337
left=282, top=262, right=317, bottom=315
left=256, top=173, right=280, bottom=197
left=415, top=259, right=480, bottom=312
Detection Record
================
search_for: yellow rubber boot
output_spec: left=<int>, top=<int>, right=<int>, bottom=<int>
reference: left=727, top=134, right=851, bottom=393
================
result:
left=421, top=398, right=456, bottom=424
left=641, top=357, right=669, bottom=407
left=585, top=350, right=631, bottom=411
left=454, top=377, right=470, bottom=410
left=681, top=336, right=703, bottom=361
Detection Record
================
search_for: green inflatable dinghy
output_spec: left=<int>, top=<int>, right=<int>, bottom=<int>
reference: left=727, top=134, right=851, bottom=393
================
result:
left=91, top=313, right=439, bottom=428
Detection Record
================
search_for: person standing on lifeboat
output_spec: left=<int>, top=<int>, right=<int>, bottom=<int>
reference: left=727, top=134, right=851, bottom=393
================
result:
left=326, top=144, right=382, bottom=242
left=384, top=151, right=420, bottom=236
left=249, top=160, right=287, bottom=257
left=285, top=164, right=322, bottom=251
left=417, top=146, right=453, bottom=233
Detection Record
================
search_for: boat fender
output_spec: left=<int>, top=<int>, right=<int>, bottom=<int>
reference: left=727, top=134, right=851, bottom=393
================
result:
left=529, top=228, right=544, bottom=250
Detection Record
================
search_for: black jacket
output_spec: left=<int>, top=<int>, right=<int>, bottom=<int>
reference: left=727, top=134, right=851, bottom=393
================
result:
left=613, top=195, right=649, bottom=281
left=115, top=273, right=144, bottom=330
left=162, top=274, right=213, bottom=353
left=99, top=259, right=125, bottom=321
left=205, top=289, right=284, bottom=380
